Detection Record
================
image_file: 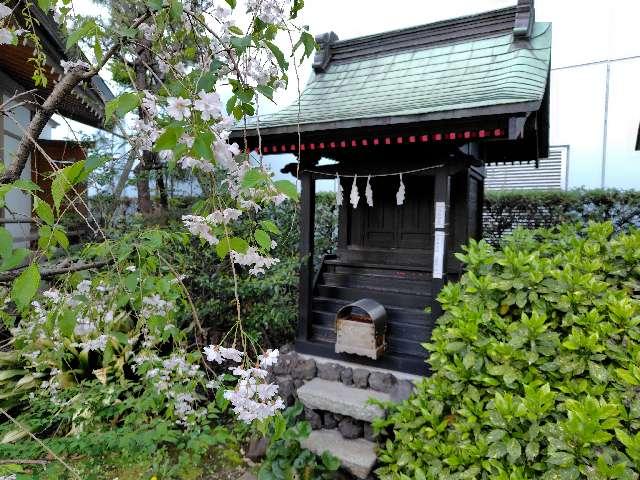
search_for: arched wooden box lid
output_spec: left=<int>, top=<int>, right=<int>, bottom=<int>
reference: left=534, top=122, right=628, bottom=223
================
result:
left=336, top=298, right=387, bottom=336
left=335, top=299, right=388, bottom=359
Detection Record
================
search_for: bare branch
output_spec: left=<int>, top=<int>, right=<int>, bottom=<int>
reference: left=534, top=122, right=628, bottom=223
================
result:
left=0, top=260, right=111, bottom=283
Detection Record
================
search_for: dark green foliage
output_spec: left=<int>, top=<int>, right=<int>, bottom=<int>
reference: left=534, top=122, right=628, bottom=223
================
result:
left=258, top=403, right=341, bottom=480
left=484, top=189, right=640, bottom=244
left=180, top=192, right=337, bottom=347
left=375, top=223, right=640, bottom=479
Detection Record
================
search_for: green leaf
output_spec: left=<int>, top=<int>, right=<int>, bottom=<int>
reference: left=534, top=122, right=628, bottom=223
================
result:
left=525, top=440, right=539, bottom=460
left=0, top=228, right=13, bottom=258
left=34, top=198, right=54, bottom=226
left=229, top=237, right=249, bottom=254
left=294, top=31, right=316, bottom=58
left=506, top=437, right=521, bottom=463
left=265, top=40, right=289, bottom=71
left=225, top=0, right=237, bottom=7
left=274, top=180, right=298, bottom=201
left=231, top=35, right=252, bottom=53
left=242, top=168, right=267, bottom=188
left=93, top=37, right=103, bottom=63
left=105, top=92, right=140, bottom=121
left=59, top=309, right=76, bottom=338
left=547, top=451, right=575, bottom=466
left=260, top=220, right=280, bottom=235
left=216, top=239, right=230, bottom=259
left=254, top=229, right=271, bottom=250
left=11, top=264, right=40, bottom=309
left=321, top=451, right=340, bottom=471
left=37, top=0, right=52, bottom=11
left=196, top=72, right=217, bottom=92
left=51, top=161, right=86, bottom=212
left=169, top=0, right=183, bottom=20
left=13, top=179, right=41, bottom=192
left=256, top=85, right=274, bottom=101
left=147, top=0, right=163, bottom=11
left=0, top=248, right=28, bottom=272
left=66, top=19, right=98, bottom=49
left=290, top=0, right=304, bottom=18
left=154, top=125, right=184, bottom=152
left=226, top=95, right=237, bottom=115
left=193, top=131, right=214, bottom=161
left=53, top=228, right=69, bottom=250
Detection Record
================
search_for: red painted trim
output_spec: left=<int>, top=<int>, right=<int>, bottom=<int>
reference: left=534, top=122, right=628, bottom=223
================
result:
left=479, top=130, right=486, bottom=138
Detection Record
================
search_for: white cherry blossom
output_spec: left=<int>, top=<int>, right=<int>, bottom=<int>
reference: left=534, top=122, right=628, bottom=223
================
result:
left=166, top=97, right=192, bottom=120
left=194, top=90, right=222, bottom=120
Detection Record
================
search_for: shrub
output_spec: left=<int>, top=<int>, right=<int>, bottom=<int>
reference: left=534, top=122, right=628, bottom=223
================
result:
left=484, top=189, right=640, bottom=244
left=375, top=222, right=640, bottom=479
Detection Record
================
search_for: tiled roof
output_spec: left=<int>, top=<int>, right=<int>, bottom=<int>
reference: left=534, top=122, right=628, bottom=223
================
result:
left=243, top=6, right=551, bottom=135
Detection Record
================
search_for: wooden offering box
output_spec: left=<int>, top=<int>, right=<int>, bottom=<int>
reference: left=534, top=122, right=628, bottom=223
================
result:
left=335, top=299, right=387, bottom=360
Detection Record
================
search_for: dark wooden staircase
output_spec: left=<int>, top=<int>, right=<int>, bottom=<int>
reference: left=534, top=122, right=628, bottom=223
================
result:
left=300, top=255, right=436, bottom=373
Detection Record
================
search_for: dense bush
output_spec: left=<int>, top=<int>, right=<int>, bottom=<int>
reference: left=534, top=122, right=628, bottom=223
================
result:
left=180, top=192, right=337, bottom=348
left=484, top=189, right=640, bottom=244
left=375, top=222, right=640, bottom=479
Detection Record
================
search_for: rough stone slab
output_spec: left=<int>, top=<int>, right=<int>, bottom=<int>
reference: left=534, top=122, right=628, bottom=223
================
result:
left=301, top=429, right=377, bottom=479
left=297, top=378, right=389, bottom=422
left=298, top=353, right=423, bottom=383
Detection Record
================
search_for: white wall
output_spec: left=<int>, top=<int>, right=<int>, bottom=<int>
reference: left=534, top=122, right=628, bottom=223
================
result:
left=2, top=94, right=33, bottom=246
left=1, top=92, right=58, bottom=247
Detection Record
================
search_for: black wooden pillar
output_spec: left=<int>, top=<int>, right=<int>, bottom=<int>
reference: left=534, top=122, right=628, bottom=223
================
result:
left=297, top=171, right=315, bottom=341
left=431, top=169, right=451, bottom=317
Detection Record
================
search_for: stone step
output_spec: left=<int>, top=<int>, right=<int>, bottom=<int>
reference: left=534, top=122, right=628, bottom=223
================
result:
left=296, top=377, right=390, bottom=422
left=301, top=429, right=377, bottom=479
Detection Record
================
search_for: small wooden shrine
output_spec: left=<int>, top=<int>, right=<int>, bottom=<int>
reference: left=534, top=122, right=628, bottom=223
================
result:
left=232, top=0, right=551, bottom=374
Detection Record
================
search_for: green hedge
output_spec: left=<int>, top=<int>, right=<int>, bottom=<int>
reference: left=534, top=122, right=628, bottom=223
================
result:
left=484, top=189, right=640, bottom=244
left=375, top=222, right=640, bottom=479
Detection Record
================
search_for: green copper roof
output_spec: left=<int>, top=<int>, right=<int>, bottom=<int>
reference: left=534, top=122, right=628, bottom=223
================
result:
left=243, top=11, right=551, bottom=136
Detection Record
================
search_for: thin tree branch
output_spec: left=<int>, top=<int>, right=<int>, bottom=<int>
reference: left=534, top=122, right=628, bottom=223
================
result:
left=0, top=260, right=111, bottom=283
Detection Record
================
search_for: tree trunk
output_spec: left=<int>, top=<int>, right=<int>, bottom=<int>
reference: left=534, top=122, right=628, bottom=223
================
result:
left=157, top=167, right=168, bottom=210
left=134, top=155, right=153, bottom=215
left=134, top=41, right=155, bottom=216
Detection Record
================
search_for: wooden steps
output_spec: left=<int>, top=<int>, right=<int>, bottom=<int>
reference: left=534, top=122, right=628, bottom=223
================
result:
left=308, top=258, right=436, bottom=363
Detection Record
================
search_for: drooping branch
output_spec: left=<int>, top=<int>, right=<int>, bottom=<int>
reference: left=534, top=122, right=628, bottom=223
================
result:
left=0, top=10, right=154, bottom=186
left=0, top=259, right=111, bottom=283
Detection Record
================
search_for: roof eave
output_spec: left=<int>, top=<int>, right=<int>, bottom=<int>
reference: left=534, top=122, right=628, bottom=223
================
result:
left=231, top=100, right=542, bottom=139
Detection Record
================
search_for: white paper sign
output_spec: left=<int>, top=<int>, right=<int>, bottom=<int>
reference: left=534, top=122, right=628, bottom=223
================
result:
left=433, top=231, right=445, bottom=279
left=435, top=201, right=446, bottom=229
